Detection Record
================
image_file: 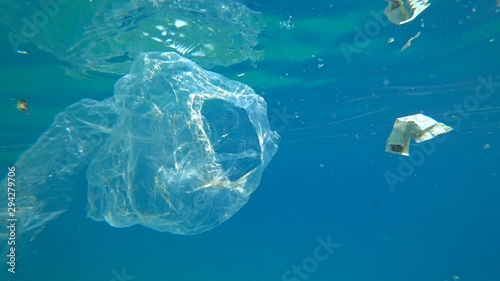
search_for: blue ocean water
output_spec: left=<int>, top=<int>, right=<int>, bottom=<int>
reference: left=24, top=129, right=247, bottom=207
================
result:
left=0, top=0, right=499, bottom=281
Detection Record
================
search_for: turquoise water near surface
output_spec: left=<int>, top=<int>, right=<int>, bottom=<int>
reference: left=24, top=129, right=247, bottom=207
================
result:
left=0, top=0, right=499, bottom=281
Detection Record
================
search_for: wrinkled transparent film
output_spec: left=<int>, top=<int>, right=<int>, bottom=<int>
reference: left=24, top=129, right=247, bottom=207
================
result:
left=0, top=52, right=279, bottom=263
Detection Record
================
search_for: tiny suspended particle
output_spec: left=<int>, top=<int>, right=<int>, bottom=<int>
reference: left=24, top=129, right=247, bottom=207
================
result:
left=17, top=99, right=28, bottom=112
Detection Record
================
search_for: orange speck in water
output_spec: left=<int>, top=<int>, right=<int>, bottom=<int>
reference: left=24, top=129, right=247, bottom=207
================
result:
left=17, top=99, right=28, bottom=112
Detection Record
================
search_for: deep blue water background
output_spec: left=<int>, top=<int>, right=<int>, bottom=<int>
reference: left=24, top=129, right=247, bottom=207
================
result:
left=0, top=0, right=499, bottom=281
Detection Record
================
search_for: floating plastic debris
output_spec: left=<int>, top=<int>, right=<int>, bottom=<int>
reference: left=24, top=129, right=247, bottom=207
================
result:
left=385, top=0, right=431, bottom=25
left=385, top=113, right=452, bottom=156
left=401, top=31, right=421, bottom=51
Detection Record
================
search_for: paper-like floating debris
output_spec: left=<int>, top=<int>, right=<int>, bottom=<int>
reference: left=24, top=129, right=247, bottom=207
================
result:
left=384, top=0, right=431, bottom=25
left=401, top=31, right=421, bottom=51
left=385, top=113, right=452, bottom=156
